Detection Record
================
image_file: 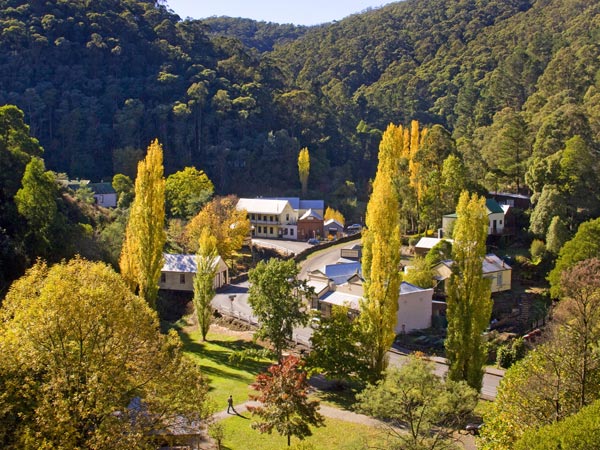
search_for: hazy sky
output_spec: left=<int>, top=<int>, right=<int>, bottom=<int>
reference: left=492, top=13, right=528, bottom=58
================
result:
left=164, top=1, right=391, bottom=26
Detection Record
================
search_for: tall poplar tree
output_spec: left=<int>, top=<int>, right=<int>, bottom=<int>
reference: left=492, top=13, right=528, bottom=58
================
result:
left=194, top=228, right=218, bottom=341
left=298, top=147, right=310, bottom=196
left=360, top=123, right=403, bottom=379
left=119, top=139, right=166, bottom=309
left=445, top=191, right=492, bottom=391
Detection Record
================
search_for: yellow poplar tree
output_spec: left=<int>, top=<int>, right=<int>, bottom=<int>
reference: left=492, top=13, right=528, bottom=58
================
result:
left=324, top=206, right=345, bottom=226
left=298, top=147, right=310, bottom=196
left=119, top=139, right=166, bottom=309
left=445, top=191, right=492, bottom=391
left=194, top=228, right=218, bottom=341
left=360, top=123, right=403, bottom=378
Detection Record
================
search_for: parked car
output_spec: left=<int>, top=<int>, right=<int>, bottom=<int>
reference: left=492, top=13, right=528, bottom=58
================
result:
left=346, top=224, right=362, bottom=234
left=307, top=238, right=319, bottom=245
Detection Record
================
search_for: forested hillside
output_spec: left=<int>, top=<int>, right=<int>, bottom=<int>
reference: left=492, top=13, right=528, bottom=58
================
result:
left=1, top=0, right=599, bottom=219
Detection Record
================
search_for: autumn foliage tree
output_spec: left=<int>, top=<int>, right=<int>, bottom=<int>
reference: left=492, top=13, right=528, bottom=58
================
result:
left=249, top=355, right=324, bottom=447
left=324, top=206, right=345, bottom=226
left=119, top=139, right=166, bottom=309
left=194, top=228, right=218, bottom=341
left=0, top=258, right=208, bottom=448
left=445, top=191, right=492, bottom=391
left=360, top=123, right=403, bottom=378
left=185, top=195, right=250, bottom=265
left=298, top=147, right=310, bottom=196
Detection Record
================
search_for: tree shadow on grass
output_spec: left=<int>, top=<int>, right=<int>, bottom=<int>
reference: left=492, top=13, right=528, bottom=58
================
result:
left=178, top=332, right=273, bottom=382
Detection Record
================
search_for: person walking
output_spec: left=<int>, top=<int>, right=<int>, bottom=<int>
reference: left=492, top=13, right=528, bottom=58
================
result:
left=227, top=395, right=234, bottom=414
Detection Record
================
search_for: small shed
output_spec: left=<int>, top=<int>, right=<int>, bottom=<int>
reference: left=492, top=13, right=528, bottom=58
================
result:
left=324, top=218, right=344, bottom=238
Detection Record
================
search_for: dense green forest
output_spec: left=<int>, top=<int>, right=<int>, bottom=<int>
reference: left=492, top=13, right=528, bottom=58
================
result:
left=1, top=0, right=600, bottom=221
left=1, top=0, right=599, bottom=201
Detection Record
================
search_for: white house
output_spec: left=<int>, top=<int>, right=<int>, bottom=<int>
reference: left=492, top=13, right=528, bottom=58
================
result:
left=88, top=182, right=117, bottom=208
left=442, top=198, right=506, bottom=236
left=308, top=262, right=433, bottom=332
left=160, top=253, right=229, bottom=292
left=236, top=198, right=298, bottom=239
left=433, top=253, right=512, bottom=294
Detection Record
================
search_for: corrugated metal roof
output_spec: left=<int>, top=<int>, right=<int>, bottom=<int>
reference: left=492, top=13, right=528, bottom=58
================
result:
left=320, top=290, right=361, bottom=310
left=415, top=237, right=453, bottom=249
left=162, top=254, right=224, bottom=273
left=306, top=280, right=329, bottom=294
left=322, top=262, right=362, bottom=285
left=236, top=198, right=291, bottom=214
left=436, top=253, right=510, bottom=275
left=299, top=208, right=323, bottom=220
left=88, top=182, right=116, bottom=195
left=299, top=199, right=324, bottom=210
left=324, top=218, right=343, bottom=227
left=485, top=198, right=504, bottom=214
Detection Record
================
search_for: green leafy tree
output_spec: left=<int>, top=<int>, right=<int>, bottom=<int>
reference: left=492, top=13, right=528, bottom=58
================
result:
left=424, top=239, right=453, bottom=268
left=248, top=259, right=310, bottom=361
left=15, top=157, right=58, bottom=257
left=306, top=306, right=368, bottom=384
left=357, top=355, right=477, bottom=450
left=194, top=228, right=218, bottom=341
left=480, top=107, right=530, bottom=191
left=403, top=256, right=434, bottom=289
left=165, top=166, right=214, bottom=219
left=0, top=258, right=208, bottom=449
left=529, top=185, right=566, bottom=237
left=119, top=139, right=166, bottom=309
left=249, top=355, right=324, bottom=447
left=298, top=147, right=310, bottom=196
left=441, top=154, right=469, bottom=215
left=360, top=123, right=403, bottom=379
left=548, top=217, right=600, bottom=298
left=445, top=191, right=492, bottom=391
left=112, top=173, right=134, bottom=208
left=479, top=333, right=590, bottom=449
left=514, top=399, right=600, bottom=450
left=546, top=215, right=570, bottom=255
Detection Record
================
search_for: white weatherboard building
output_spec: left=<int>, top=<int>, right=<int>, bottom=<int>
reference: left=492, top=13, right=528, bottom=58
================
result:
left=236, top=197, right=325, bottom=240
left=160, top=254, right=229, bottom=292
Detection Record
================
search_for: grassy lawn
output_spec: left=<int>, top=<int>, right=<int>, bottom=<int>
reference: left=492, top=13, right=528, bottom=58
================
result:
left=219, top=415, right=385, bottom=450
left=179, top=326, right=274, bottom=411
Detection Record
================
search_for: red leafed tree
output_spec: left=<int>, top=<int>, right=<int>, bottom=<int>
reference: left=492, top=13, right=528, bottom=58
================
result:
left=249, top=355, right=324, bottom=446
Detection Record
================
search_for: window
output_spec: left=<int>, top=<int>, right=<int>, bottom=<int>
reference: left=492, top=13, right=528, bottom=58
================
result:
left=500, top=220, right=503, bottom=225
left=497, top=272, right=502, bottom=287
left=270, top=227, right=274, bottom=234
left=180, top=274, right=185, bottom=284
left=160, top=273, right=166, bottom=283
left=263, top=215, right=267, bottom=221
left=291, top=229, right=294, bottom=236
left=258, top=226, right=262, bottom=233
left=250, top=214, right=254, bottom=220
left=286, top=213, right=289, bottom=221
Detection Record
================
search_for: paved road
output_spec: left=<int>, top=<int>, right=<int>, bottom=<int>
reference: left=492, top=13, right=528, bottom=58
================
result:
left=299, top=238, right=361, bottom=278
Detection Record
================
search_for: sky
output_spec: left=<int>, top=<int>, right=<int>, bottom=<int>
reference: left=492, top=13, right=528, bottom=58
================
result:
left=164, top=0, right=392, bottom=26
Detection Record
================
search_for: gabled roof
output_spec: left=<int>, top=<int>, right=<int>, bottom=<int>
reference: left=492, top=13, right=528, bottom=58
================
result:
left=237, top=198, right=291, bottom=215
left=434, top=253, right=511, bottom=275
left=400, top=281, right=432, bottom=294
left=266, top=197, right=325, bottom=211
left=415, top=237, right=453, bottom=250
left=162, top=254, right=226, bottom=273
left=306, top=280, right=329, bottom=296
left=299, top=208, right=323, bottom=221
left=319, top=290, right=361, bottom=311
left=324, top=218, right=344, bottom=228
left=485, top=198, right=504, bottom=214
left=322, top=261, right=362, bottom=285
left=88, top=182, right=116, bottom=195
